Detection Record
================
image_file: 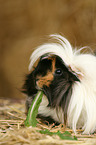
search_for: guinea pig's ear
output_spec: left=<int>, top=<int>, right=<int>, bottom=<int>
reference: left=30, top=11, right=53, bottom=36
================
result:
left=22, top=71, right=37, bottom=96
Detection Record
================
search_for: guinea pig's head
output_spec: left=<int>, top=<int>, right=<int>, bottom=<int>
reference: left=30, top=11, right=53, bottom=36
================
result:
left=35, top=55, right=80, bottom=108
left=23, top=54, right=80, bottom=119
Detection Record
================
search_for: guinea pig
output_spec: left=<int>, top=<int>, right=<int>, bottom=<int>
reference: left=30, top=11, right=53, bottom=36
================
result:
left=22, top=34, right=96, bottom=134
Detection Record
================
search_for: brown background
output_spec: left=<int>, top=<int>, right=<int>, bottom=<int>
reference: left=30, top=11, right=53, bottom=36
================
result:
left=0, top=0, right=96, bottom=99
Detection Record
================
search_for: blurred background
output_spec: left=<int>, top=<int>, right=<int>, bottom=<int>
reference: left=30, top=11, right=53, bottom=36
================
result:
left=0, top=0, right=96, bottom=99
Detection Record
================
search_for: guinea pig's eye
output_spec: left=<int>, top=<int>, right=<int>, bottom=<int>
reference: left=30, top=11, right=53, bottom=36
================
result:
left=55, top=68, right=63, bottom=75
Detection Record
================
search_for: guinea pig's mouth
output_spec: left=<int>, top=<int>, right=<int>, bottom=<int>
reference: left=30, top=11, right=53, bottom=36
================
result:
left=35, top=82, right=52, bottom=106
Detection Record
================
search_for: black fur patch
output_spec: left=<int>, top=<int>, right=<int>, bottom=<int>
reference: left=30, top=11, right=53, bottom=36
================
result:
left=22, top=71, right=37, bottom=96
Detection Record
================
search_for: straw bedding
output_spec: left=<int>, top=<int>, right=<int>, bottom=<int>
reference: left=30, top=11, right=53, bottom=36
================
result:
left=0, top=99, right=96, bottom=145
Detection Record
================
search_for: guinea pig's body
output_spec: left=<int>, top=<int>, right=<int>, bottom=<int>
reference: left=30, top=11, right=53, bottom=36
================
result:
left=23, top=34, right=96, bottom=134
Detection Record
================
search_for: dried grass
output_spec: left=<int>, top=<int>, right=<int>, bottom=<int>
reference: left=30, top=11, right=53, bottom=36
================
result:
left=0, top=99, right=96, bottom=145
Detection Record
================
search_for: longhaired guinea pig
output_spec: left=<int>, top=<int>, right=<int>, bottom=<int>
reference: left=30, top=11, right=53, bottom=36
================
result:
left=22, top=34, right=96, bottom=134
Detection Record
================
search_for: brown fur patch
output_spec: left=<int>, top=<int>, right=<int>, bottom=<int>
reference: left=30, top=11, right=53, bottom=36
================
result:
left=36, top=57, right=56, bottom=88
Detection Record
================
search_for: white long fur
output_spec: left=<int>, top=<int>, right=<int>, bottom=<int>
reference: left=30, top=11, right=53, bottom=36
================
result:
left=29, top=34, right=96, bottom=134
